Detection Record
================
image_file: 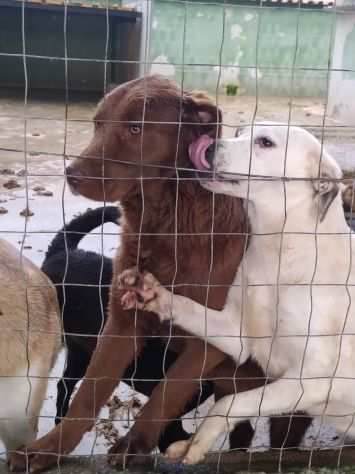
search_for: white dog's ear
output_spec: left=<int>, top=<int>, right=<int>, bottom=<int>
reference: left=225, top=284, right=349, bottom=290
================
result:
left=235, top=126, right=244, bottom=137
left=313, top=153, right=341, bottom=222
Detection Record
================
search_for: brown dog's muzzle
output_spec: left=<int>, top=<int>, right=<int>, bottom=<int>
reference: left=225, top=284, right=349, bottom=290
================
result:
left=65, top=163, right=120, bottom=202
left=66, top=166, right=90, bottom=195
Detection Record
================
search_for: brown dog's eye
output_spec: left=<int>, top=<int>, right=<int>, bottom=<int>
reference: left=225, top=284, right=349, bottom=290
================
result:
left=129, top=124, right=142, bottom=135
left=255, top=136, right=275, bottom=148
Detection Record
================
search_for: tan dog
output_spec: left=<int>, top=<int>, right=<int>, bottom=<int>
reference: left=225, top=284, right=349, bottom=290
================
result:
left=0, top=238, right=61, bottom=455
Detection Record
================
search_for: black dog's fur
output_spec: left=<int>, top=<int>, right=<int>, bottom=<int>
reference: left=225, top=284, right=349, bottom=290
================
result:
left=41, top=207, right=214, bottom=452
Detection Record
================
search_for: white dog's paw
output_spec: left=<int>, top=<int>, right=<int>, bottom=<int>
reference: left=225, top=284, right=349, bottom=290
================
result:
left=119, top=268, right=171, bottom=320
left=118, top=267, right=140, bottom=289
left=182, top=440, right=207, bottom=465
left=164, top=439, right=191, bottom=460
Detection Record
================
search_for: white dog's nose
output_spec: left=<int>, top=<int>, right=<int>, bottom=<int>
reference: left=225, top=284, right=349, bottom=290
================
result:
left=205, top=143, right=215, bottom=167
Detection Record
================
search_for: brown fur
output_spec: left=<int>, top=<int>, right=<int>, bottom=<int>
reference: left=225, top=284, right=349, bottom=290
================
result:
left=8, top=76, right=310, bottom=472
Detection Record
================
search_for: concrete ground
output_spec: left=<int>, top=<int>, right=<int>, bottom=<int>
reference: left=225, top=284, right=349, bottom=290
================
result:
left=0, top=91, right=355, bottom=470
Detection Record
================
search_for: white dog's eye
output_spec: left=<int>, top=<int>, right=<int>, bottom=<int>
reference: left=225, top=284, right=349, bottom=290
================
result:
left=255, top=136, right=275, bottom=148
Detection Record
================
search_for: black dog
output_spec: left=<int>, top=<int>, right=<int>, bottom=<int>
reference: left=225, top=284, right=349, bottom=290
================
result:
left=41, top=206, right=214, bottom=452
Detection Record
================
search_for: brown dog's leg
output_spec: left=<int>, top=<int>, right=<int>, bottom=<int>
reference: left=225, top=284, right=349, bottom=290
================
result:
left=8, top=308, right=145, bottom=473
left=108, top=339, right=226, bottom=466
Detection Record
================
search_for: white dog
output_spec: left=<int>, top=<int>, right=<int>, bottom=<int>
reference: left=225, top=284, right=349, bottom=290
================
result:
left=119, top=124, right=355, bottom=465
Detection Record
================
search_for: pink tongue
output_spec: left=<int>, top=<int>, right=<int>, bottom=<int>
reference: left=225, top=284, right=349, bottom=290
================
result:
left=188, top=135, right=214, bottom=171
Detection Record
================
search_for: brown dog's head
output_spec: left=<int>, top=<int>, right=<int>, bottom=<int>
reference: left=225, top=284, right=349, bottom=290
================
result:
left=66, top=75, right=221, bottom=202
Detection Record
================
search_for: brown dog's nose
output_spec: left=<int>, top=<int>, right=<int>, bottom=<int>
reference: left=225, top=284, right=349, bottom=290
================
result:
left=66, top=166, right=86, bottom=188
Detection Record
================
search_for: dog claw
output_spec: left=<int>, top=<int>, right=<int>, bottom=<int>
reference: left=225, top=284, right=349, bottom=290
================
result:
left=118, top=267, right=140, bottom=289
left=137, top=293, right=146, bottom=304
left=119, top=267, right=160, bottom=311
left=121, top=290, right=139, bottom=310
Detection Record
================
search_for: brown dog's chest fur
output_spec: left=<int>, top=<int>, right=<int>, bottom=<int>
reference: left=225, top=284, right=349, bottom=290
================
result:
left=112, top=180, right=247, bottom=340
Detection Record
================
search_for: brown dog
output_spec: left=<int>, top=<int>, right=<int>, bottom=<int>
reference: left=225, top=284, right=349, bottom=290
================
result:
left=9, top=75, right=310, bottom=472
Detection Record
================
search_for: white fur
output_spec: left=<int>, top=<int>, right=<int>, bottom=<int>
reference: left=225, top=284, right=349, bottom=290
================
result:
left=140, top=125, right=355, bottom=463
left=0, top=363, right=47, bottom=451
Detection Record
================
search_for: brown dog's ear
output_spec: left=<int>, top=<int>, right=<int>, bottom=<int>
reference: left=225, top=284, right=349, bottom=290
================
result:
left=182, top=91, right=222, bottom=137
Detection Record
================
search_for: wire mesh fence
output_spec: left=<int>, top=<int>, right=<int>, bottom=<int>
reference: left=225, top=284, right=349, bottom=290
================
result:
left=1, top=0, right=355, bottom=472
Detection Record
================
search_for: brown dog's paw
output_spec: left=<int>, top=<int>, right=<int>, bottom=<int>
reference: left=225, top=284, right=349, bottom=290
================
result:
left=107, top=436, right=142, bottom=468
left=7, top=449, right=27, bottom=472
left=7, top=431, right=67, bottom=473
left=107, top=436, right=130, bottom=468
left=8, top=449, right=61, bottom=473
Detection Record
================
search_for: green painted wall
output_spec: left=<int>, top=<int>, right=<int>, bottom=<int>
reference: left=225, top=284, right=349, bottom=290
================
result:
left=149, top=1, right=336, bottom=97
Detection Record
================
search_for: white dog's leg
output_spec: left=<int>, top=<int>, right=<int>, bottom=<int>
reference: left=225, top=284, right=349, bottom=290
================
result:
left=164, top=295, right=244, bottom=360
left=120, top=269, right=244, bottom=361
left=178, top=376, right=329, bottom=464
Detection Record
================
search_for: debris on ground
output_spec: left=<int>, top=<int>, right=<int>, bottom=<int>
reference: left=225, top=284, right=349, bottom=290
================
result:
left=107, top=395, right=142, bottom=418
left=3, top=179, right=21, bottom=190
left=96, top=419, right=120, bottom=446
left=38, top=190, right=54, bottom=197
left=0, top=207, right=8, bottom=215
left=19, top=207, right=34, bottom=217
left=95, top=395, right=143, bottom=447
left=33, top=185, right=54, bottom=196
left=33, top=185, right=46, bottom=192
left=0, top=168, right=15, bottom=175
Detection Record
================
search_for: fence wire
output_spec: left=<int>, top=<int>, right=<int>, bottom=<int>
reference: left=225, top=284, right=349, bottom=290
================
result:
left=1, top=0, right=355, bottom=472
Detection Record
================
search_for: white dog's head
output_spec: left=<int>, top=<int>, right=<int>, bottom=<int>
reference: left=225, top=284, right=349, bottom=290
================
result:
left=189, top=124, right=342, bottom=223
